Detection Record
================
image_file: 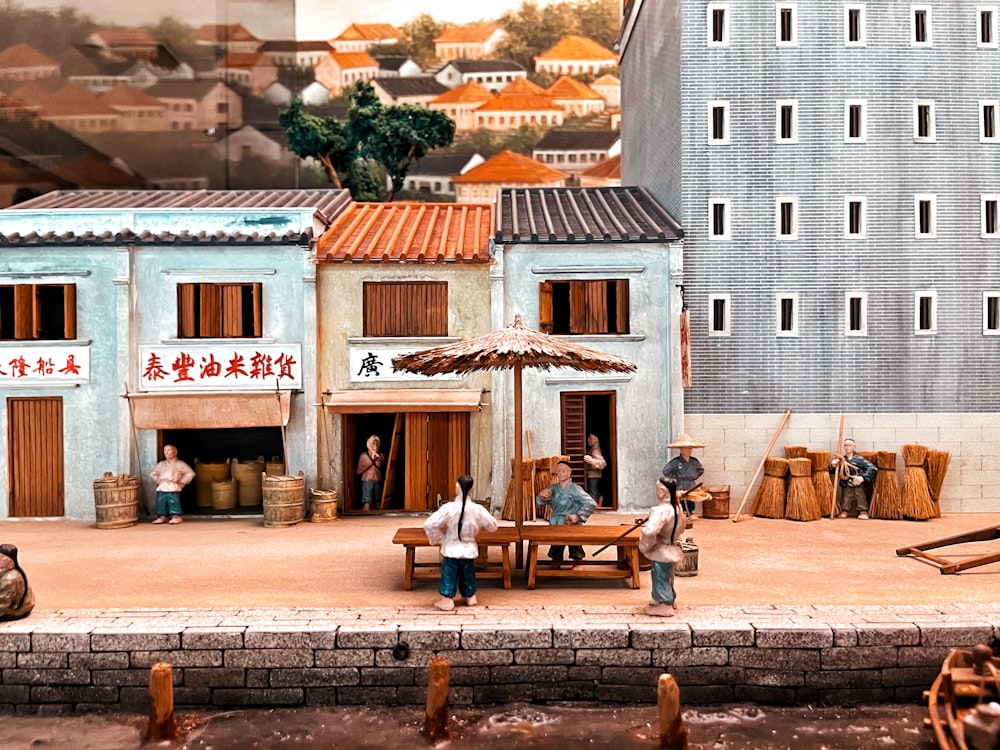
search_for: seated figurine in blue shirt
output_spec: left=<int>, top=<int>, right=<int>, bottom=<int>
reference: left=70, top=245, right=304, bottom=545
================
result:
left=536, top=460, right=597, bottom=563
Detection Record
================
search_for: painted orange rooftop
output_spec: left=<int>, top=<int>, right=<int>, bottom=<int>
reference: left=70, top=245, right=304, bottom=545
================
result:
left=536, top=35, right=617, bottom=61
left=546, top=75, right=603, bottom=99
left=434, top=24, right=501, bottom=44
left=431, top=81, right=494, bottom=105
left=333, top=23, right=401, bottom=42
left=452, top=150, right=567, bottom=184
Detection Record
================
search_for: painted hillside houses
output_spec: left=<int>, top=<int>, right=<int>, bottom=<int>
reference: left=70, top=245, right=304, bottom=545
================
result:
left=0, top=189, right=350, bottom=521
left=619, top=0, right=1000, bottom=512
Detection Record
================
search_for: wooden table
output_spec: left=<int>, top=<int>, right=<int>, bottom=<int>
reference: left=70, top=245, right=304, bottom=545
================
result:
left=519, top=525, right=642, bottom=589
left=391, top=527, right=520, bottom=590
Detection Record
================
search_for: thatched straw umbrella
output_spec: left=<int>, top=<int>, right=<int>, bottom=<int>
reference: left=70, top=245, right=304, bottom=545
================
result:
left=392, top=314, right=636, bottom=530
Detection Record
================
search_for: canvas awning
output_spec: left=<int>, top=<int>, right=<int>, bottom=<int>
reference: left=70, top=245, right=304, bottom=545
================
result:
left=322, top=389, right=482, bottom=414
left=126, top=391, right=291, bottom=430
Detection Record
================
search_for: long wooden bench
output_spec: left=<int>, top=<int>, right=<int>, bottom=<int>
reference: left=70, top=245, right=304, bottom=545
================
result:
left=519, top=525, right=642, bottom=589
left=391, top=527, right=520, bottom=590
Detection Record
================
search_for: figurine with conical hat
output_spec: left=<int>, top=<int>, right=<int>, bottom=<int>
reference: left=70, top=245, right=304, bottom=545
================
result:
left=662, top=433, right=705, bottom=516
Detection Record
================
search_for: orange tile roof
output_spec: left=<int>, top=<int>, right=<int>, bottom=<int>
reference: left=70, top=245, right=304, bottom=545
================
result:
left=536, top=35, right=617, bottom=61
left=94, top=27, right=156, bottom=45
left=434, top=24, right=501, bottom=44
left=333, top=23, right=401, bottom=42
left=193, top=24, right=260, bottom=43
left=0, top=43, right=58, bottom=69
left=329, top=51, right=378, bottom=70
left=219, top=51, right=268, bottom=68
left=431, top=81, right=493, bottom=105
left=101, top=85, right=165, bottom=108
left=475, top=94, right=560, bottom=112
left=28, top=81, right=117, bottom=117
left=452, top=150, right=566, bottom=185
left=498, top=77, right=545, bottom=96
left=579, top=153, right=621, bottom=179
left=545, top=75, right=602, bottom=100
left=317, top=202, right=493, bottom=263
left=591, top=73, right=620, bottom=87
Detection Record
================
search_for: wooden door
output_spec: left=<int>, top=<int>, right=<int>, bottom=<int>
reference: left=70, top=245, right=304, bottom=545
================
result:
left=7, top=396, right=64, bottom=516
left=560, top=391, right=617, bottom=508
left=560, top=393, right=588, bottom=486
left=404, top=412, right=470, bottom=511
left=341, top=413, right=357, bottom=510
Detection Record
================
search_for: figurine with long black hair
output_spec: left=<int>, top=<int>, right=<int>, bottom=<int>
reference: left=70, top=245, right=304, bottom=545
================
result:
left=423, top=475, right=498, bottom=611
left=638, top=477, right=687, bottom=617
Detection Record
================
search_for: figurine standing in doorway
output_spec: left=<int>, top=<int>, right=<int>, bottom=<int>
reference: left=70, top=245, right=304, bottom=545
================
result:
left=150, top=444, right=195, bottom=525
left=356, top=434, right=383, bottom=512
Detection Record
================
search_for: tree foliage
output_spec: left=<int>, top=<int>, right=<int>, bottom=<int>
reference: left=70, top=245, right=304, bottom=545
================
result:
left=279, top=81, right=456, bottom=201
left=494, top=0, right=619, bottom=71
left=0, top=2, right=97, bottom=58
left=400, top=13, right=448, bottom=69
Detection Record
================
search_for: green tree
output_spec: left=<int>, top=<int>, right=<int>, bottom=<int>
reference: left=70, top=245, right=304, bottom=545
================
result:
left=400, top=13, right=447, bottom=68
left=279, top=81, right=455, bottom=201
left=495, top=0, right=619, bottom=70
left=0, top=3, right=97, bottom=58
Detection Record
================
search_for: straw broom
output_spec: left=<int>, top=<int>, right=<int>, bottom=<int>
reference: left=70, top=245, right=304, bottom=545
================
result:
left=750, top=456, right=788, bottom=519
left=808, top=449, right=836, bottom=517
left=869, top=450, right=902, bottom=520
left=900, top=444, right=935, bottom=520
left=925, top=449, right=950, bottom=518
left=785, top=457, right=821, bottom=521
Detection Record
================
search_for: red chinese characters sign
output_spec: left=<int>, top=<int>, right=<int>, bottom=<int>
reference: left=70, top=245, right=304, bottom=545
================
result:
left=139, top=343, right=302, bottom=391
left=0, top=344, right=90, bottom=384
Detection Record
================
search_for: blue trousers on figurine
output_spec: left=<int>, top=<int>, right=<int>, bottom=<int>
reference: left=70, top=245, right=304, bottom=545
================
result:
left=155, top=491, right=183, bottom=518
left=361, top=480, right=380, bottom=506
left=650, top=560, right=676, bottom=605
left=439, top=557, right=477, bottom=598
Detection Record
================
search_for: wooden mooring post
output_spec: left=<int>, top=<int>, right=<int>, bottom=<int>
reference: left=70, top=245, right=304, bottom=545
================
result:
left=421, top=656, right=451, bottom=743
left=658, top=673, right=689, bottom=749
left=144, top=661, right=179, bottom=743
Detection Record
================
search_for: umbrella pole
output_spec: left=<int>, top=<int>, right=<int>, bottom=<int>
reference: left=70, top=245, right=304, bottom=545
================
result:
left=514, top=363, right=523, bottom=533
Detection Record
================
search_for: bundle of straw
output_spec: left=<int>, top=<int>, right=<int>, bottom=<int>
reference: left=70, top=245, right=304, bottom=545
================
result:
left=869, top=450, right=902, bottom=520
left=859, top=451, right=878, bottom=508
left=900, top=444, right=935, bottom=520
left=925, top=449, right=951, bottom=518
left=808, top=449, right=836, bottom=516
left=785, top=457, right=821, bottom=521
left=751, top=456, right=788, bottom=519
left=784, top=445, right=808, bottom=459
left=500, top=457, right=536, bottom=521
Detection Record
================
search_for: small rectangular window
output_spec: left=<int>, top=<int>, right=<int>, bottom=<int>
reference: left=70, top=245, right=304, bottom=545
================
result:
left=776, top=294, right=798, bottom=336
left=845, top=292, right=868, bottom=335
left=844, top=4, right=866, bottom=45
left=709, top=294, right=731, bottom=336
left=776, top=197, right=798, bottom=239
left=983, top=195, right=1000, bottom=237
left=914, top=101, right=936, bottom=141
left=776, top=4, right=798, bottom=45
left=362, top=281, right=448, bottom=337
left=0, top=284, right=77, bottom=341
left=709, top=199, right=730, bottom=240
left=914, top=195, right=937, bottom=237
left=845, top=100, right=867, bottom=141
left=979, top=7, right=998, bottom=47
left=844, top=196, right=867, bottom=238
left=912, top=5, right=932, bottom=45
left=177, top=282, right=262, bottom=338
left=983, top=292, right=1000, bottom=334
left=708, top=3, right=730, bottom=46
left=981, top=102, right=998, bottom=141
left=538, top=279, right=630, bottom=335
left=776, top=100, right=798, bottom=142
left=708, top=101, right=730, bottom=144
left=914, top=291, right=937, bottom=333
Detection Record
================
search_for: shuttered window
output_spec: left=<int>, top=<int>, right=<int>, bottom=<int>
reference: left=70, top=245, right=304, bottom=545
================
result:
left=538, top=280, right=629, bottom=335
left=176, top=283, right=262, bottom=338
left=0, top=284, right=76, bottom=340
left=363, top=281, right=448, bottom=337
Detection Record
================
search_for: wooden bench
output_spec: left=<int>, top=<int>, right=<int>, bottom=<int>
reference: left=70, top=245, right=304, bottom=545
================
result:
left=391, top=527, right=520, bottom=590
left=520, top=525, right=642, bottom=589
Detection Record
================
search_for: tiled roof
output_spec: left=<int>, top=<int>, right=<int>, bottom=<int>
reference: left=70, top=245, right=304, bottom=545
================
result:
left=316, top=202, right=493, bottom=263
left=431, top=80, right=493, bottom=104
left=0, top=43, right=58, bottom=69
left=333, top=24, right=401, bottom=42
left=27, top=81, right=118, bottom=117
left=498, top=77, right=544, bottom=96
left=92, top=27, right=156, bottom=46
left=329, top=51, right=378, bottom=70
left=434, top=24, right=501, bottom=44
left=409, top=153, right=480, bottom=177
left=475, top=94, right=559, bottom=113
left=259, top=40, right=332, bottom=52
left=534, top=129, right=620, bottom=151
left=374, top=76, right=449, bottom=98
left=144, top=79, right=228, bottom=99
left=545, top=75, right=602, bottom=100
left=193, top=24, right=260, bottom=44
left=101, top=85, right=165, bottom=108
left=453, top=151, right=566, bottom=185
left=446, top=59, right=525, bottom=74
left=218, top=52, right=269, bottom=69
left=495, top=186, right=683, bottom=244
left=0, top=189, right=352, bottom=246
left=591, top=73, right=620, bottom=87
left=579, top=154, right=621, bottom=179
left=536, top=35, right=617, bottom=61
left=375, top=56, right=411, bottom=71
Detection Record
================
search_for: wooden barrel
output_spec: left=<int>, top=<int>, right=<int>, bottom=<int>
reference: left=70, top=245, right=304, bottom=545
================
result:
left=263, top=472, right=304, bottom=527
left=232, top=457, right=265, bottom=507
left=702, top=485, right=731, bottom=519
left=194, top=459, right=230, bottom=508
left=93, top=472, right=139, bottom=529
left=211, top=479, right=237, bottom=511
left=265, top=456, right=285, bottom=476
left=675, top=539, right=699, bottom=577
left=309, top=488, right=339, bottom=522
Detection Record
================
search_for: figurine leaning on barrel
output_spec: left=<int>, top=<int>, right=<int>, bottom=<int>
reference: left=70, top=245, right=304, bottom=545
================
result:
left=829, top=438, right=877, bottom=519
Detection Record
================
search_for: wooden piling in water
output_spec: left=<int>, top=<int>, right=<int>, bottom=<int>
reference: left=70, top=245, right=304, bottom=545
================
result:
left=144, top=662, right=178, bottom=743
left=421, top=656, right=450, bottom=743
left=657, top=673, right=689, bottom=749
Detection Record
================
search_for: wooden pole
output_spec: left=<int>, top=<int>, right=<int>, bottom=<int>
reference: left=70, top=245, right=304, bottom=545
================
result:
left=526, top=429, right=536, bottom=521
left=420, top=656, right=450, bottom=743
left=657, top=673, right=688, bottom=750
left=733, top=410, right=793, bottom=522
left=275, top=378, right=288, bottom=473
left=830, top=414, right=845, bottom=518
left=513, top=363, right=523, bottom=533
left=144, top=662, right=178, bottom=743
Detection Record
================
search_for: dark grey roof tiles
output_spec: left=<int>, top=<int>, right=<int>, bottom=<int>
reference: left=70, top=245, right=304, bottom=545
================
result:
left=533, top=129, right=621, bottom=151
left=496, top=186, right=683, bottom=244
left=373, top=76, right=449, bottom=98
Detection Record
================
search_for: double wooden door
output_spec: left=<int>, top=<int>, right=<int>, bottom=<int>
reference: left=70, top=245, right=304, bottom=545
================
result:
left=7, top=396, right=64, bottom=516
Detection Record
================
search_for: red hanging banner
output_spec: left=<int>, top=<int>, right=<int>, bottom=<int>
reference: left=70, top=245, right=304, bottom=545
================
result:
left=680, top=309, right=691, bottom=389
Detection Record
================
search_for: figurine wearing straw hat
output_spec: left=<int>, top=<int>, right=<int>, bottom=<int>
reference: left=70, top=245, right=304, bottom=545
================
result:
left=662, top=433, right=706, bottom=517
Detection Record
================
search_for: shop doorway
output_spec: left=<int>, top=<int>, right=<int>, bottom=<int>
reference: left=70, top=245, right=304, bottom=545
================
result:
left=341, top=411, right=469, bottom=513
left=560, top=391, right=617, bottom=509
left=7, top=396, right=64, bottom=516
left=160, top=427, right=284, bottom=514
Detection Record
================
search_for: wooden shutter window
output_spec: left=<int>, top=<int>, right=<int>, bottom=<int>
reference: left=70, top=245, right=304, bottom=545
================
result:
left=178, top=285, right=196, bottom=338
left=583, top=280, right=608, bottom=334
left=63, top=284, right=76, bottom=339
left=615, top=280, right=629, bottom=334
left=14, top=285, right=33, bottom=339
left=364, top=282, right=447, bottom=337
left=222, top=285, right=243, bottom=337
left=538, top=281, right=554, bottom=333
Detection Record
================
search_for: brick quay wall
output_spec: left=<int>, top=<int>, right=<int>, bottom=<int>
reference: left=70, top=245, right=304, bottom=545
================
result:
left=1, top=605, right=997, bottom=712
